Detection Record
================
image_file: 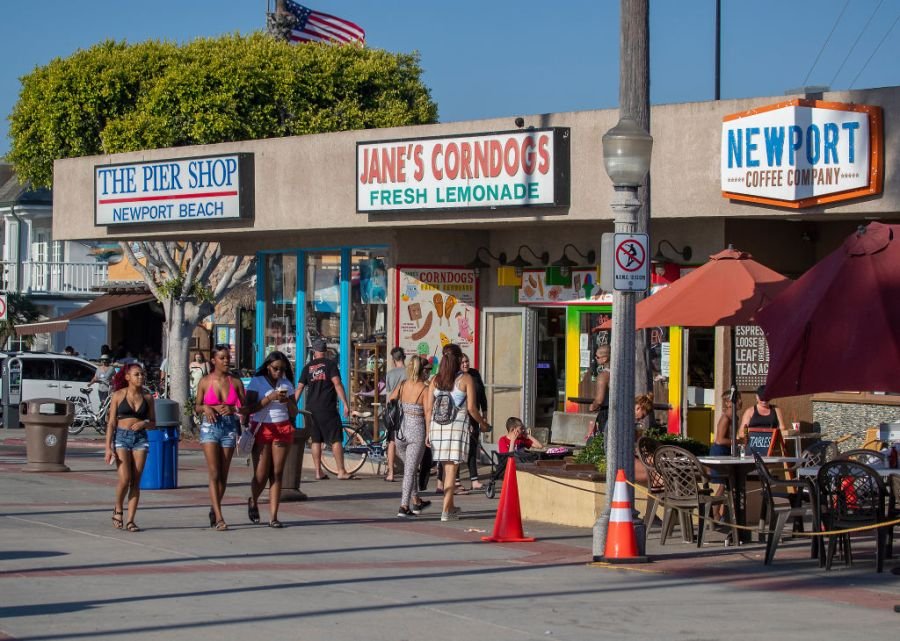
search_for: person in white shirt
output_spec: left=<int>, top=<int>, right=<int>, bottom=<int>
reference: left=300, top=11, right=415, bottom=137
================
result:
left=243, top=351, right=298, bottom=528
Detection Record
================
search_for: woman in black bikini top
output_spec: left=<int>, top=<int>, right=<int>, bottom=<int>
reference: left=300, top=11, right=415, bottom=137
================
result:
left=104, top=363, right=156, bottom=534
left=116, top=395, right=150, bottom=421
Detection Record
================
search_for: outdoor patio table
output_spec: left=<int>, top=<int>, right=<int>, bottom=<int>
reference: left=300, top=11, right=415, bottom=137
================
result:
left=796, top=466, right=900, bottom=479
left=781, top=432, right=821, bottom=456
left=698, top=456, right=802, bottom=543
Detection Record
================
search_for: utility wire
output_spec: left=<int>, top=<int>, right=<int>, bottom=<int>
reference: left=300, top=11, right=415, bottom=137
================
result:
left=801, top=0, right=851, bottom=87
left=849, top=11, right=900, bottom=88
left=830, top=0, right=884, bottom=87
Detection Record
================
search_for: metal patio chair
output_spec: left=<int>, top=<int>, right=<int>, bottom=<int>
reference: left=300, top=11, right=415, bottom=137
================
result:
left=654, top=445, right=737, bottom=547
left=840, top=449, right=887, bottom=466
left=753, top=452, right=819, bottom=565
left=636, top=437, right=665, bottom=535
left=801, top=440, right=840, bottom=466
left=816, top=460, right=889, bottom=572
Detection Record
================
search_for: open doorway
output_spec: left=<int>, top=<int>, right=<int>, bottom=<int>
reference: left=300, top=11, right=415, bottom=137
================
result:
left=534, top=307, right=566, bottom=427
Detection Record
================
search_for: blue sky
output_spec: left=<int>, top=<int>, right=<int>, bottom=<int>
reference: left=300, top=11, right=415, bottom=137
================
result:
left=2, top=0, right=899, bottom=158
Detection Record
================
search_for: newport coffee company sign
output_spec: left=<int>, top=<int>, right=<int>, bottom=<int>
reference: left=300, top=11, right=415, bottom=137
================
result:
left=95, top=153, right=254, bottom=226
left=357, top=128, right=570, bottom=212
left=721, top=100, right=883, bottom=208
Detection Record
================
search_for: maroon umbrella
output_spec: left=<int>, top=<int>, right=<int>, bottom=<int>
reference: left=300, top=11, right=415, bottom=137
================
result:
left=759, top=222, right=900, bottom=398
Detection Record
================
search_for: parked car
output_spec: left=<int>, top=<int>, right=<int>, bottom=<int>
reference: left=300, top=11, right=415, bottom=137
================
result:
left=0, top=352, right=100, bottom=419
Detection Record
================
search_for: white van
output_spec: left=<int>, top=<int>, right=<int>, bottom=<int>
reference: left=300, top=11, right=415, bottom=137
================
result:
left=0, top=352, right=100, bottom=414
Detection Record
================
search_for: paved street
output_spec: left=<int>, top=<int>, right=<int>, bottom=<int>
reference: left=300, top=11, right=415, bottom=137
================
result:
left=1, top=430, right=897, bottom=641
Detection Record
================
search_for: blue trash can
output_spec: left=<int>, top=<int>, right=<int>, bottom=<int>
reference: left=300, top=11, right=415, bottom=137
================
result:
left=140, top=399, right=180, bottom=490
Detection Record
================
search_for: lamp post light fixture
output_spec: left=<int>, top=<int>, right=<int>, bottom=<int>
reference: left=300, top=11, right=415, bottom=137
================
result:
left=465, top=247, right=507, bottom=278
left=594, top=117, right=652, bottom=561
left=651, top=240, right=692, bottom=277
left=551, top=244, right=596, bottom=278
left=507, top=244, right=549, bottom=277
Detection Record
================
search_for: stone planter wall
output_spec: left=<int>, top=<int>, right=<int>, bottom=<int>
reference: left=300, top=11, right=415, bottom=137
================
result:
left=812, top=401, right=900, bottom=449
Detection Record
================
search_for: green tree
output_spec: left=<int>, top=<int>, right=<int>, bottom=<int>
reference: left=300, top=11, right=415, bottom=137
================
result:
left=9, top=34, right=437, bottom=427
left=0, top=293, right=40, bottom=349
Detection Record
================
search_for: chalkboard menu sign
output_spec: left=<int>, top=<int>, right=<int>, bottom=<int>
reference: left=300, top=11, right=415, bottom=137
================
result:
left=735, top=325, right=769, bottom=390
left=747, top=427, right=784, bottom=456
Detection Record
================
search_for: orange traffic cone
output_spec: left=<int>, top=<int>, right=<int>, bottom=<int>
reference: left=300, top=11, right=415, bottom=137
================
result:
left=602, top=469, right=648, bottom=563
left=481, top=455, right=535, bottom=543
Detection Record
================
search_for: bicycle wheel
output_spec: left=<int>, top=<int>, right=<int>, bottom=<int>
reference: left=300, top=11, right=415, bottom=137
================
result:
left=68, top=416, right=88, bottom=435
left=319, top=426, right=368, bottom=476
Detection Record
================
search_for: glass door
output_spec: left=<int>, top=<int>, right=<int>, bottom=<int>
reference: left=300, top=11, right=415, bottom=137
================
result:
left=480, top=307, right=536, bottom=439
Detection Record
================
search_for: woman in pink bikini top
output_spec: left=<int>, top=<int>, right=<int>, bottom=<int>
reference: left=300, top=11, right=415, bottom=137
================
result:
left=194, top=344, right=247, bottom=531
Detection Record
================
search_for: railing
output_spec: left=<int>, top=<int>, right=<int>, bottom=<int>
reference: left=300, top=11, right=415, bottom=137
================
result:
left=0, top=260, right=108, bottom=295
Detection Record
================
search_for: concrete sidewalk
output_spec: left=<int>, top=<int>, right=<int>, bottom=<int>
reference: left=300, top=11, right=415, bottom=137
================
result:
left=0, top=428, right=897, bottom=641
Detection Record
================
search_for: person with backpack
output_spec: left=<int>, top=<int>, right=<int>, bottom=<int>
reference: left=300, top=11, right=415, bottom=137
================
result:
left=423, top=344, right=490, bottom=522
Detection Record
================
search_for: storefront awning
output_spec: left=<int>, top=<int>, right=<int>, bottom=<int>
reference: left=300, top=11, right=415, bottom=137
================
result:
left=14, top=293, right=156, bottom=336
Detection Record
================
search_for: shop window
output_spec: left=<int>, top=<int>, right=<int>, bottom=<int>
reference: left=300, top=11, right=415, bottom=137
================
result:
left=304, top=251, right=341, bottom=363
left=349, top=250, right=387, bottom=417
left=262, top=253, right=297, bottom=366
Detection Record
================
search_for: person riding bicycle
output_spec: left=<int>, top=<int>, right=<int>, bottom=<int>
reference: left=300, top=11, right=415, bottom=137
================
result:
left=90, top=354, right=115, bottom=405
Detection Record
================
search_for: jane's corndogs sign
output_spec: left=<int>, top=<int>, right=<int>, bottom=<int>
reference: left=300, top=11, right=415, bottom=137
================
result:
left=357, top=128, right=570, bottom=212
left=721, top=100, right=882, bottom=208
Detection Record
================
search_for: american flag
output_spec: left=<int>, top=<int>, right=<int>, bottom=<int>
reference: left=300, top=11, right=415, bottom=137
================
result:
left=285, top=1, right=366, bottom=46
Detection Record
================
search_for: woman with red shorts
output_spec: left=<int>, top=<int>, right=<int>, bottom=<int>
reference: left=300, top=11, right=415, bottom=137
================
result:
left=245, top=351, right=298, bottom=528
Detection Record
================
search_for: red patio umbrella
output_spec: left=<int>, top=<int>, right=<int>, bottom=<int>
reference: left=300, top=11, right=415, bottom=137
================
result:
left=758, top=222, right=900, bottom=399
left=629, top=246, right=791, bottom=451
left=634, top=246, right=791, bottom=329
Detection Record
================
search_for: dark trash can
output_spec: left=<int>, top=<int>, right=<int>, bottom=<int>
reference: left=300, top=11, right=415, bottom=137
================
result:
left=22, top=398, right=74, bottom=473
left=140, top=399, right=180, bottom=490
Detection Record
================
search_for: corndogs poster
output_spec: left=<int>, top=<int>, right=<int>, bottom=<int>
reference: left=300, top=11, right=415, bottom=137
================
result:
left=396, top=266, right=479, bottom=368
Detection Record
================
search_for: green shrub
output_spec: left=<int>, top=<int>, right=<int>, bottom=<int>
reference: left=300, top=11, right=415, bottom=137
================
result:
left=573, top=435, right=607, bottom=475
left=644, top=427, right=710, bottom=456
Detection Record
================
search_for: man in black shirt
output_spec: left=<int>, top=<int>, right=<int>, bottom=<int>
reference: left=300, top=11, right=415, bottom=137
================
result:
left=295, top=338, right=353, bottom=479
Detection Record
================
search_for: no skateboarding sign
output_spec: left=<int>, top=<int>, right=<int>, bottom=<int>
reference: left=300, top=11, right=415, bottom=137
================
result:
left=0, top=294, right=6, bottom=321
left=601, top=233, right=649, bottom=292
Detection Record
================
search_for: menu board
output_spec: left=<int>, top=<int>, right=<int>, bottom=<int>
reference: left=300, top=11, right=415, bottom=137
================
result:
left=396, top=266, right=478, bottom=367
left=734, top=325, right=769, bottom=390
left=518, top=268, right=612, bottom=304
left=747, top=427, right=785, bottom=456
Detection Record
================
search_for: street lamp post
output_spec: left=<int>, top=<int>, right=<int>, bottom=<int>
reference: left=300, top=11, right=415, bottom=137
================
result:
left=593, top=118, right=652, bottom=560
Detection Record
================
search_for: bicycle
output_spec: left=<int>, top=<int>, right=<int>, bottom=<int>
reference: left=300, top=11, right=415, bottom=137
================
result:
left=317, top=411, right=386, bottom=476
left=67, top=386, right=112, bottom=435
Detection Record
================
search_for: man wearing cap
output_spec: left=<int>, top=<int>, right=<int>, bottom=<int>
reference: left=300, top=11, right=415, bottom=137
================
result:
left=89, top=354, right=115, bottom=405
left=295, top=338, right=353, bottom=479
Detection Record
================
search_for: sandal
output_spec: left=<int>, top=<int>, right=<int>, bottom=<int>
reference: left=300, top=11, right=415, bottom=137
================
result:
left=208, top=508, right=216, bottom=528
left=111, top=509, right=124, bottom=530
left=214, top=520, right=228, bottom=531
left=269, top=519, right=284, bottom=529
left=248, top=498, right=260, bottom=524
left=125, top=521, right=141, bottom=533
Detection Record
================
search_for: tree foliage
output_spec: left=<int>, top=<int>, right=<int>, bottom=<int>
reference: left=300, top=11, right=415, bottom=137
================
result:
left=9, top=33, right=437, bottom=429
left=0, top=293, right=40, bottom=348
left=10, top=33, right=438, bottom=187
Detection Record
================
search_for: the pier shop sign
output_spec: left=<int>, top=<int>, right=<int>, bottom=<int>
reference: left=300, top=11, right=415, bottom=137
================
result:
left=94, top=153, right=254, bottom=226
left=357, top=128, right=570, bottom=213
left=721, top=100, right=882, bottom=208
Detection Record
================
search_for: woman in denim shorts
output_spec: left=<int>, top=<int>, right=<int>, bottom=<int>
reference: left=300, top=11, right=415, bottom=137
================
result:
left=195, top=345, right=247, bottom=531
left=104, top=363, right=156, bottom=533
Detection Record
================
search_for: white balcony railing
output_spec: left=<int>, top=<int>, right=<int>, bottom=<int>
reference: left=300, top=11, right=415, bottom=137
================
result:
left=0, top=260, right=108, bottom=295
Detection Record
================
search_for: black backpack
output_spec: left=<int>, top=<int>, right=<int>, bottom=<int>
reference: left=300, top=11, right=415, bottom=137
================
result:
left=383, top=383, right=404, bottom=434
left=432, top=389, right=460, bottom=425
